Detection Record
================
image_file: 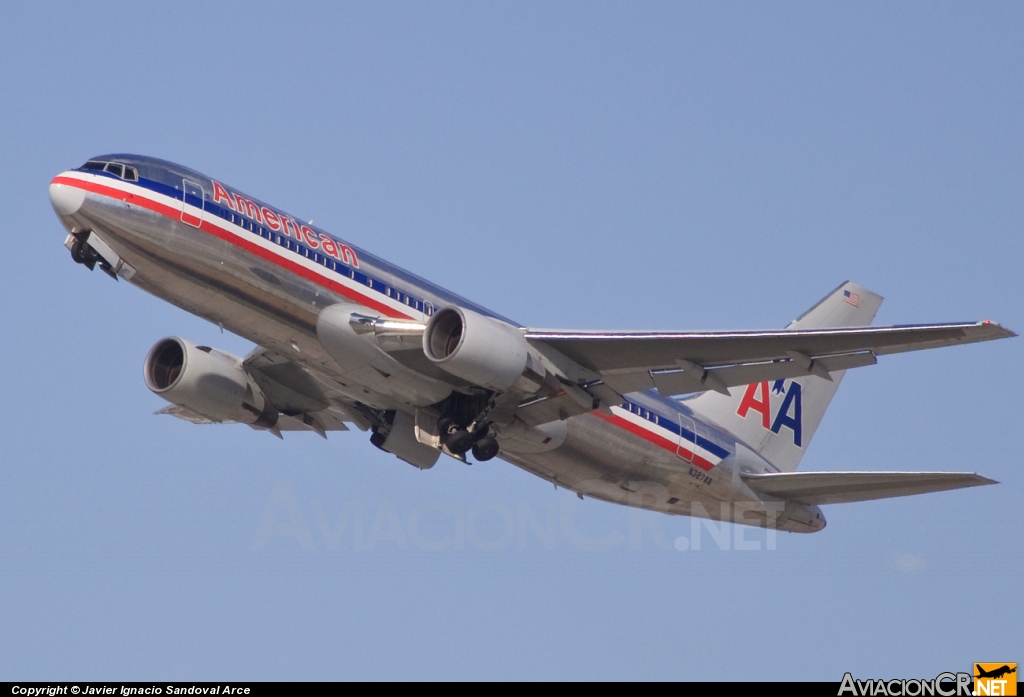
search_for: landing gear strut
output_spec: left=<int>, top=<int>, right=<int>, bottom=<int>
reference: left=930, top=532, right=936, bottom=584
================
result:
left=66, top=231, right=130, bottom=280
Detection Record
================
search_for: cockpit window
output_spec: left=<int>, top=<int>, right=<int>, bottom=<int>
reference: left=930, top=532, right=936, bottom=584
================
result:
left=79, top=160, right=140, bottom=182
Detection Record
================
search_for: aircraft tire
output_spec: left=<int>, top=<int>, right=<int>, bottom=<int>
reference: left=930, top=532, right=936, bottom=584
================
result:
left=70, top=239, right=97, bottom=269
left=471, top=437, right=499, bottom=462
left=445, top=429, right=474, bottom=455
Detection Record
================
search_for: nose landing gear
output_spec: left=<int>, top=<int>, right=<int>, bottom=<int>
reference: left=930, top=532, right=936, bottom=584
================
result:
left=69, top=234, right=98, bottom=270
left=65, top=231, right=135, bottom=281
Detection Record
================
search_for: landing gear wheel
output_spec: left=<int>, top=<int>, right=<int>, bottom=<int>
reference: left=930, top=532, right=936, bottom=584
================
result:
left=444, top=429, right=475, bottom=455
left=70, top=239, right=97, bottom=270
left=471, top=436, right=499, bottom=462
left=369, top=431, right=387, bottom=450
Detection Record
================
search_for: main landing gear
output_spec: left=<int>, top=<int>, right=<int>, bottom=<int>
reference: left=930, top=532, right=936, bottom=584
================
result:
left=437, top=416, right=500, bottom=463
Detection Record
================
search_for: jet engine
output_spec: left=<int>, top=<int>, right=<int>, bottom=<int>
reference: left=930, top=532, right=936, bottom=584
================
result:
left=144, top=337, right=278, bottom=427
left=422, top=306, right=549, bottom=393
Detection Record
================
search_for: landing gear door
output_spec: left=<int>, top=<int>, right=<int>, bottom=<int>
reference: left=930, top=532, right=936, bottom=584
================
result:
left=181, top=179, right=204, bottom=228
left=677, top=413, right=695, bottom=462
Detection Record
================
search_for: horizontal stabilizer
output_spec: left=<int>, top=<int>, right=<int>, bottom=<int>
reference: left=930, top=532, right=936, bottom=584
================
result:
left=741, top=470, right=996, bottom=505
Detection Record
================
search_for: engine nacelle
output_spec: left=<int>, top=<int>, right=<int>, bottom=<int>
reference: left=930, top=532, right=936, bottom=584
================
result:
left=423, top=306, right=547, bottom=392
left=144, top=337, right=277, bottom=427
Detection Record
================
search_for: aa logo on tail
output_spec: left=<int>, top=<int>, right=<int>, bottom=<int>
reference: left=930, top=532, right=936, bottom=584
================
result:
left=736, top=380, right=803, bottom=447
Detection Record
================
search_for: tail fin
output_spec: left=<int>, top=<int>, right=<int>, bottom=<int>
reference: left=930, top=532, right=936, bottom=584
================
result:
left=687, top=281, right=883, bottom=472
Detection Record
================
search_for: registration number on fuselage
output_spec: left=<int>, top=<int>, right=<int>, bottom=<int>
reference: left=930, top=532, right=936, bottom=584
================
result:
left=689, top=467, right=713, bottom=485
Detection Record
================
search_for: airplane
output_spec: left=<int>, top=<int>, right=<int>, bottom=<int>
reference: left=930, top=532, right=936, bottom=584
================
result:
left=975, top=666, right=1016, bottom=680
left=48, top=154, right=1015, bottom=534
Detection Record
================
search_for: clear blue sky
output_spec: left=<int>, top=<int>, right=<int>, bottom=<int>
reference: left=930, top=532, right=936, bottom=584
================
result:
left=1, top=1, right=1021, bottom=680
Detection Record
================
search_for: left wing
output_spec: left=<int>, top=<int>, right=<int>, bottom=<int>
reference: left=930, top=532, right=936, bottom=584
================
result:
left=156, top=346, right=369, bottom=436
left=156, top=403, right=352, bottom=433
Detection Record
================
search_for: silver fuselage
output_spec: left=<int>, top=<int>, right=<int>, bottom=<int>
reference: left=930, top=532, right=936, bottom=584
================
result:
left=49, top=154, right=824, bottom=533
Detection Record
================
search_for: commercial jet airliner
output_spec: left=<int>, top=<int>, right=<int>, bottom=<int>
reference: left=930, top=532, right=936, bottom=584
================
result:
left=48, top=155, right=1015, bottom=533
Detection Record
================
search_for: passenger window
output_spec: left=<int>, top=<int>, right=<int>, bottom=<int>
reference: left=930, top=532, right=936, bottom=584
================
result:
left=105, top=163, right=124, bottom=178
left=124, top=167, right=138, bottom=182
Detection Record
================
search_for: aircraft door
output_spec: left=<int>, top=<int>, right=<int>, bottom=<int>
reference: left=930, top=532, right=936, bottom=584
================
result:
left=181, top=179, right=205, bottom=228
left=677, top=413, right=695, bottom=462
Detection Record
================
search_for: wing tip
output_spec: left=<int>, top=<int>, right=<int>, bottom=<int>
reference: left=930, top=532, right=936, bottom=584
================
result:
left=978, top=320, right=1017, bottom=339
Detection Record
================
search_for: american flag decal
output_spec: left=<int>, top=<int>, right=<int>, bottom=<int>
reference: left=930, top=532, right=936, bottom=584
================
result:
left=844, top=290, right=860, bottom=307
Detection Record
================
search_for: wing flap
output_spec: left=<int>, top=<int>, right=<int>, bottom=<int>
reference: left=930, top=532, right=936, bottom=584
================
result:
left=516, top=392, right=593, bottom=426
left=650, top=350, right=877, bottom=396
left=277, top=410, right=350, bottom=434
left=741, top=470, right=997, bottom=505
left=244, top=347, right=331, bottom=413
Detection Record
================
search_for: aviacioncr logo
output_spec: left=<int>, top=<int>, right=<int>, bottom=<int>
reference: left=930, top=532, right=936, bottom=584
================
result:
left=735, top=380, right=803, bottom=447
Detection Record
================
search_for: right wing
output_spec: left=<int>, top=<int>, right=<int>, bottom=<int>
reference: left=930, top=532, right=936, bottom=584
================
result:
left=525, top=320, right=1015, bottom=396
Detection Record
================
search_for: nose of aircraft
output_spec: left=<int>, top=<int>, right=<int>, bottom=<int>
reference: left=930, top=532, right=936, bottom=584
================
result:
left=49, top=177, right=85, bottom=216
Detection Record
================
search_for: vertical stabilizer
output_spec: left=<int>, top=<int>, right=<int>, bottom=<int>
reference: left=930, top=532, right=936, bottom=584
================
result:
left=686, top=281, right=883, bottom=472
